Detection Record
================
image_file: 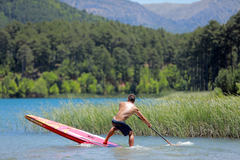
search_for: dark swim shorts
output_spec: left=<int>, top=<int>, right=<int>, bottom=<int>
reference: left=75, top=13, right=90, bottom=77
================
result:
left=112, top=119, right=132, bottom=136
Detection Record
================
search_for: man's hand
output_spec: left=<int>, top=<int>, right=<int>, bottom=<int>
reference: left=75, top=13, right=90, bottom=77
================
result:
left=148, top=124, right=152, bottom=128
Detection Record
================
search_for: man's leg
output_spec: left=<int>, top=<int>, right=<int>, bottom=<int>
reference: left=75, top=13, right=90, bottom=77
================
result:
left=128, top=131, right=134, bottom=147
left=103, top=127, right=116, bottom=144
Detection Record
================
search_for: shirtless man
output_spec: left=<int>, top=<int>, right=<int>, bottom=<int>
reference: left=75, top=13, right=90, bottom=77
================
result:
left=103, top=94, right=152, bottom=147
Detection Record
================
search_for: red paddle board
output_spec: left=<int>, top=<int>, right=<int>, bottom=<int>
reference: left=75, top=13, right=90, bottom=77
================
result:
left=25, top=115, right=121, bottom=147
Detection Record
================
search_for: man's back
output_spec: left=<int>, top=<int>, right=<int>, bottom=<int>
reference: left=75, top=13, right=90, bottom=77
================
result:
left=114, top=102, right=137, bottom=121
left=103, top=94, right=151, bottom=146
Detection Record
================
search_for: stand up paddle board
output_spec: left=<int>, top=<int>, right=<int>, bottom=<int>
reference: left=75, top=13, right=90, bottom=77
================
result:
left=25, top=115, right=121, bottom=147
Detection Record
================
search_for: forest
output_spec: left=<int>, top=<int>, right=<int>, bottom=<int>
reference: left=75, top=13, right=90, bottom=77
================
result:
left=0, top=0, right=107, bottom=28
left=0, top=2, right=240, bottom=97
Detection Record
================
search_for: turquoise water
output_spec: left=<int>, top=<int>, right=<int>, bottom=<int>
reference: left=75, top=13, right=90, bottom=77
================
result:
left=1, top=98, right=240, bottom=159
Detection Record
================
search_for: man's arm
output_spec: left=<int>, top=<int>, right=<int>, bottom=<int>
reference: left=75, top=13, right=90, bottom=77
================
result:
left=134, top=109, right=152, bottom=128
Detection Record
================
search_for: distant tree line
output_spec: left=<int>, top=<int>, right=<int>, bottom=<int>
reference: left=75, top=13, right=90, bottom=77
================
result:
left=0, top=10, right=240, bottom=97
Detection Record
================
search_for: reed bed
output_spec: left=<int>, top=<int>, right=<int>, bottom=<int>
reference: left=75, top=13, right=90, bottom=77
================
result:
left=14, top=92, right=240, bottom=138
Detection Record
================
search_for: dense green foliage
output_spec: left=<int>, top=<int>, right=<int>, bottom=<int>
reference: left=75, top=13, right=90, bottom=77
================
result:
left=0, top=0, right=106, bottom=28
left=179, top=11, right=240, bottom=94
left=0, top=6, right=240, bottom=97
left=0, top=18, right=181, bottom=97
left=18, top=92, right=240, bottom=138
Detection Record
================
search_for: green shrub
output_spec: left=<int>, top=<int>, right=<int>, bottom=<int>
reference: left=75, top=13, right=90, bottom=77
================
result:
left=136, top=81, right=145, bottom=94
left=18, top=78, right=34, bottom=98
left=80, top=72, right=97, bottom=93
left=105, top=82, right=115, bottom=94
left=215, top=69, right=234, bottom=94
left=96, top=84, right=103, bottom=94
left=31, top=78, right=48, bottom=97
left=69, top=80, right=80, bottom=94
left=0, top=65, right=10, bottom=78
left=0, top=81, right=2, bottom=97
left=88, top=79, right=97, bottom=94
left=2, top=75, right=11, bottom=90
left=213, top=87, right=223, bottom=96
left=42, top=71, right=58, bottom=89
left=236, top=83, right=240, bottom=95
left=49, top=83, right=59, bottom=95
left=163, top=64, right=179, bottom=88
left=124, top=82, right=130, bottom=93
left=80, top=73, right=90, bottom=86
left=174, top=78, right=188, bottom=91
left=8, top=80, right=18, bottom=96
left=1, top=76, right=18, bottom=97
left=149, top=78, right=159, bottom=94
left=159, top=73, right=169, bottom=91
left=61, top=80, right=70, bottom=93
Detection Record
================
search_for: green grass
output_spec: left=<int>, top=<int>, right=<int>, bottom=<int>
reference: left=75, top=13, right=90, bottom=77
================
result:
left=13, top=91, right=240, bottom=138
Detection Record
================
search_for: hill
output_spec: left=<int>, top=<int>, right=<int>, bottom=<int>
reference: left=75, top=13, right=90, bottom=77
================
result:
left=0, top=0, right=107, bottom=28
left=60, top=0, right=240, bottom=33
left=143, top=0, right=240, bottom=32
left=59, top=0, right=175, bottom=29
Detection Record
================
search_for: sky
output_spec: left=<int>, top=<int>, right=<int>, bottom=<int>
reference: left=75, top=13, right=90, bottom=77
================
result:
left=130, top=0, right=201, bottom=4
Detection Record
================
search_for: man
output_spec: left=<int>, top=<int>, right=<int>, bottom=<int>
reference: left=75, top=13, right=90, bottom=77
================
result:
left=103, top=94, right=152, bottom=147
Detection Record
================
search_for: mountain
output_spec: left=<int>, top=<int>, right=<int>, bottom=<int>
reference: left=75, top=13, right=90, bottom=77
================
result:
left=1, top=0, right=239, bottom=33
left=59, top=0, right=175, bottom=29
left=0, top=0, right=107, bottom=28
left=60, top=0, right=240, bottom=33
left=143, top=0, right=240, bottom=32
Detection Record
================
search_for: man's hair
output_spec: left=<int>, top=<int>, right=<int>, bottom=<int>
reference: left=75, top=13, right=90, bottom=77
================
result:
left=128, top=94, right=136, bottom=102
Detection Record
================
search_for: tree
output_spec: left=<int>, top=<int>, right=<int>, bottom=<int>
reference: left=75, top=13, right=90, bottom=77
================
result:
left=49, top=83, right=59, bottom=95
left=96, top=84, right=103, bottom=94
left=17, top=44, right=34, bottom=76
left=105, top=82, right=115, bottom=94
left=69, top=80, right=80, bottom=94
left=112, top=47, right=130, bottom=83
left=7, top=79, right=18, bottom=97
left=41, top=71, right=58, bottom=90
left=174, top=77, right=188, bottom=91
left=159, top=72, right=169, bottom=91
left=0, top=28, right=10, bottom=66
left=31, top=78, right=48, bottom=97
left=4, top=21, right=23, bottom=40
left=32, top=34, right=51, bottom=72
left=130, top=45, right=146, bottom=85
left=18, top=78, right=34, bottom=98
left=215, top=68, right=233, bottom=94
left=0, top=81, right=2, bottom=97
left=149, top=78, right=159, bottom=94
left=88, top=79, right=97, bottom=94
left=61, top=80, right=71, bottom=93
left=93, top=44, right=113, bottom=86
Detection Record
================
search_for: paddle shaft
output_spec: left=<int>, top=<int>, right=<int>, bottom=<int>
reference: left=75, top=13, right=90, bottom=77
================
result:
left=134, top=114, right=173, bottom=145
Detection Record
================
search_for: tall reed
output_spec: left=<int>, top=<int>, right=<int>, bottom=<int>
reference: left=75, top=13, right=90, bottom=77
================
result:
left=18, top=92, right=240, bottom=138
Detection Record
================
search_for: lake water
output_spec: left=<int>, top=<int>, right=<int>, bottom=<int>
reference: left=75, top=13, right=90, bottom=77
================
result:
left=1, top=98, right=240, bottom=159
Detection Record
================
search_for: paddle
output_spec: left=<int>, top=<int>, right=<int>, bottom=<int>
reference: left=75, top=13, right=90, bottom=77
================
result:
left=134, top=114, right=173, bottom=146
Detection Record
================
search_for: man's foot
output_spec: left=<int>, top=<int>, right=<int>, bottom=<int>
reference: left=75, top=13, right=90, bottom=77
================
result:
left=103, top=141, right=108, bottom=144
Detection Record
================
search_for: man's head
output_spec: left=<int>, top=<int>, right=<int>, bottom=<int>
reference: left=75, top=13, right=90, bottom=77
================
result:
left=127, top=94, right=136, bottom=103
